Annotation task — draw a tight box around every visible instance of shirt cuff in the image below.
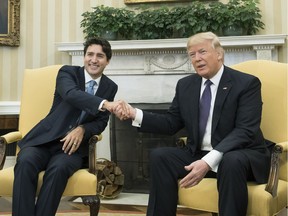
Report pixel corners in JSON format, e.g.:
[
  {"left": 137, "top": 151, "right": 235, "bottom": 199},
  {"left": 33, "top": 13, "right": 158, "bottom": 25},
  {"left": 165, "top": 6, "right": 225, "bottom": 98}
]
[
  {"left": 99, "top": 100, "right": 107, "bottom": 111},
  {"left": 132, "top": 108, "right": 143, "bottom": 127},
  {"left": 201, "top": 149, "right": 223, "bottom": 173}
]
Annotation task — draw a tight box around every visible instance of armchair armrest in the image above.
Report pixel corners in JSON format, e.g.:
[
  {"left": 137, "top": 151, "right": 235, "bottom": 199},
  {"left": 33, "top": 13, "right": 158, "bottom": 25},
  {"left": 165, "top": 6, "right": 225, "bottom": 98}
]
[
  {"left": 88, "top": 134, "right": 102, "bottom": 174},
  {"left": 2, "top": 131, "right": 23, "bottom": 144},
  {"left": 265, "top": 142, "right": 286, "bottom": 197},
  {"left": 0, "top": 131, "right": 23, "bottom": 170}
]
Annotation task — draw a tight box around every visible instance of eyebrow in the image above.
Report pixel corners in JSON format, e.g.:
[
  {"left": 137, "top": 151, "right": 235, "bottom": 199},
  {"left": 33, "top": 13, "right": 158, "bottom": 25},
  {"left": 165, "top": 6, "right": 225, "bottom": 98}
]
[{"left": 86, "top": 51, "right": 105, "bottom": 56}]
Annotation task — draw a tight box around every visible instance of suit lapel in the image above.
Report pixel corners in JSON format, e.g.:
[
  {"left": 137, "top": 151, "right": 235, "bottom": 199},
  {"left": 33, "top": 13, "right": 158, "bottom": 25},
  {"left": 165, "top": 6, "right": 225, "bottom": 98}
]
[
  {"left": 80, "top": 75, "right": 110, "bottom": 122},
  {"left": 78, "top": 67, "right": 86, "bottom": 91},
  {"left": 212, "top": 67, "right": 232, "bottom": 134},
  {"left": 96, "top": 75, "right": 109, "bottom": 97},
  {"left": 78, "top": 67, "right": 108, "bottom": 97},
  {"left": 189, "top": 75, "right": 202, "bottom": 145}
]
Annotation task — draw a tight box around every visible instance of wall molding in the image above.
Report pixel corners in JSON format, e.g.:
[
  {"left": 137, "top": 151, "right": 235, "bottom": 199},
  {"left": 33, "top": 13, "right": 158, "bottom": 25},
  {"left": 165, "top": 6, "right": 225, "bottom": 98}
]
[{"left": 0, "top": 101, "right": 20, "bottom": 115}]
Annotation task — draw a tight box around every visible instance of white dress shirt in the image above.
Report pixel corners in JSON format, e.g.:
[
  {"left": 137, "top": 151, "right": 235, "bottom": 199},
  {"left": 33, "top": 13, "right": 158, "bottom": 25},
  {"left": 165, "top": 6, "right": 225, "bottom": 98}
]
[
  {"left": 132, "top": 65, "right": 224, "bottom": 172},
  {"left": 83, "top": 69, "right": 104, "bottom": 110}
]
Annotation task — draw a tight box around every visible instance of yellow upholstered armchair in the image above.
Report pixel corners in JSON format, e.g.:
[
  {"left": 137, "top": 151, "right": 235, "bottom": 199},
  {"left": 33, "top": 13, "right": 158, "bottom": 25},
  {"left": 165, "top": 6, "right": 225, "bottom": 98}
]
[
  {"left": 0, "top": 65, "right": 103, "bottom": 216},
  {"left": 178, "top": 60, "right": 288, "bottom": 216}
]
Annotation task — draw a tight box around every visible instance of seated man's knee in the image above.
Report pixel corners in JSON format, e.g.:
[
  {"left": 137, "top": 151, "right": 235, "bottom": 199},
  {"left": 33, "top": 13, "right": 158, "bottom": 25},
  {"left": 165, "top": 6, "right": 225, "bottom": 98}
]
[
  {"left": 219, "top": 151, "right": 248, "bottom": 173},
  {"left": 16, "top": 148, "right": 40, "bottom": 167},
  {"left": 150, "top": 147, "right": 171, "bottom": 164}
]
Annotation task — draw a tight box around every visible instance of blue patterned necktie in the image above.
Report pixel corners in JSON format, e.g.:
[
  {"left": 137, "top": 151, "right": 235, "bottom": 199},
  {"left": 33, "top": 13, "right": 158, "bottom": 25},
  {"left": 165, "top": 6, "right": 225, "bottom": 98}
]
[
  {"left": 86, "top": 80, "right": 96, "bottom": 95},
  {"left": 199, "top": 80, "right": 213, "bottom": 143},
  {"left": 78, "top": 80, "right": 96, "bottom": 124}
]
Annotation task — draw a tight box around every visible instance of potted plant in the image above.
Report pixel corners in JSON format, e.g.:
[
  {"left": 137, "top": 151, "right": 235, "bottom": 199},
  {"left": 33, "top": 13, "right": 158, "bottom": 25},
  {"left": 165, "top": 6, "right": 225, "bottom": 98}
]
[
  {"left": 81, "top": 0, "right": 265, "bottom": 40},
  {"left": 171, "top": 1, "right": 214, "bottom": 37},
  {"left": 133, "top": 7, "right": 174, "bottom": 40},
  {"left": 213, "top": 0, "right": 265, "bottom": 36},
  {"left": 168, "top": 0, "right": 264, "bottom": 38},
  {"left": 170, "top": 1, "right": 211, "bottom": 38},
  {"left": 206, "top": 1, "right": 227, "bottom": 36},
  {"left": 80, "top": 5, "right": 135, "bottom": 40}
]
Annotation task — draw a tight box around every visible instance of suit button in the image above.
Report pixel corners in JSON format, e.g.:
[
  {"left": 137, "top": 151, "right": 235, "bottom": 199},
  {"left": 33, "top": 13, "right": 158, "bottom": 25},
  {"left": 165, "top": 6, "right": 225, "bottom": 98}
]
[{"left": 69, "top": 125, "right": 73, "bottom": 129}]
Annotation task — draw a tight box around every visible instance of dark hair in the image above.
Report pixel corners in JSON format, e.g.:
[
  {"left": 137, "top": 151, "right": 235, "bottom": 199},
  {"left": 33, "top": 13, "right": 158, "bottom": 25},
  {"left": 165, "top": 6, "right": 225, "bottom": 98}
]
[{"left": 83, "top": 38, "right": 112, "bottom": 60}]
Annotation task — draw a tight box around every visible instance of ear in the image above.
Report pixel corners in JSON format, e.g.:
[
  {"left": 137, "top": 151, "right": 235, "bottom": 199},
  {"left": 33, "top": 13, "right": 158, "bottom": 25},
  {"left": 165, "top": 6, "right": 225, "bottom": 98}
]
[
  {"left": 217, "top": 54, "right": 221, "bottom": 60},
  {"left": 217, "top": 51, "right": 223, "bottom": 61}
]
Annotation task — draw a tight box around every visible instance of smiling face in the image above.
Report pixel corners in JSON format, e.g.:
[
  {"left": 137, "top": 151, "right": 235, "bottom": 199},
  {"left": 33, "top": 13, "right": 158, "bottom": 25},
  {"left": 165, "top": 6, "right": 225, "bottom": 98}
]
[{"left": 84, "top": 44, "right": 110, "bottom": 79}]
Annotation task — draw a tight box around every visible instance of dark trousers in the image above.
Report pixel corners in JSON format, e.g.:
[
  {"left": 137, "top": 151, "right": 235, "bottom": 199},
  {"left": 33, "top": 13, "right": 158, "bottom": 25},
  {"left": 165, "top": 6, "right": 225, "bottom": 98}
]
[
  {"left": 12, "top": 141, "right": 83, "bottom": 216},
  {"left": 146, "top": 146, "right": 254, "bottom": 216}
]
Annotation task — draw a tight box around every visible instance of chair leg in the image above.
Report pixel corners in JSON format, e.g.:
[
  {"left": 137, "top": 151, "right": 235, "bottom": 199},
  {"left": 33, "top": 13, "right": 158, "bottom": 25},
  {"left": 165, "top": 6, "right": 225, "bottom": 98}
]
[{"left": 82, "top": 195, "right": 101, "bottom": 216}]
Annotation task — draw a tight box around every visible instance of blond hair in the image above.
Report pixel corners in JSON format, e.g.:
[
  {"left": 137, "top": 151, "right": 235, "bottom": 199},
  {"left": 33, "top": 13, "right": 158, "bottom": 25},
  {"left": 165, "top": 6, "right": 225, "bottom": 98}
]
[{"left": 187, "top": 32, "right": 224, "bottom": 61}]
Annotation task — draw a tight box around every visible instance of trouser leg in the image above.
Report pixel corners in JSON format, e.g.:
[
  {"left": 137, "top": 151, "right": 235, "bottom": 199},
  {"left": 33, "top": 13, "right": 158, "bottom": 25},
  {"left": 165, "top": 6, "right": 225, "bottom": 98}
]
[
  {"left": 12, "top": 146, "right": 50, "bottom": 216},
  {"left": 35, "top": 148, "right": 82, "bottom": 216},
  {"left": 146, "top": 146, "right": 200, "bottom": 216},
  {"left": 217, "top": 151, "right": 254, "bottom": 216}
]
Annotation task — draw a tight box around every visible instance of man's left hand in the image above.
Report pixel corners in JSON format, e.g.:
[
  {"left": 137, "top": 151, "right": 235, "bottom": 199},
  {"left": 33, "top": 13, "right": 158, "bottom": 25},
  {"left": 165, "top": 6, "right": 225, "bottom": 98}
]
[{"left": 60, "top": 126, "right": 85, "bottom": 155}]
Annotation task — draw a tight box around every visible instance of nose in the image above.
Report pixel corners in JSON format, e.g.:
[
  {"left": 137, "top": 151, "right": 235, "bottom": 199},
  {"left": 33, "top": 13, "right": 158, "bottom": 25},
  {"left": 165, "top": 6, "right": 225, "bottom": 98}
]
[
  {"left": 91, "top": 55, "right": 98, "bottom": 63},
  {"left": 195, "top": 52, "right": 202, "bottom": 61}
]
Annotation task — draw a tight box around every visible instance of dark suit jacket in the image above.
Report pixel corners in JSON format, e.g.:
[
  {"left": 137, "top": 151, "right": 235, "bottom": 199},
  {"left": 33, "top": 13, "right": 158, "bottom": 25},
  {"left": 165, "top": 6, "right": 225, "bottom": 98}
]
[
  {"left": 18, "top": 65, "right": 118, "bottom": 157},
  {"left": 139, "top": 65, "right": 271, "bottom": 183}
]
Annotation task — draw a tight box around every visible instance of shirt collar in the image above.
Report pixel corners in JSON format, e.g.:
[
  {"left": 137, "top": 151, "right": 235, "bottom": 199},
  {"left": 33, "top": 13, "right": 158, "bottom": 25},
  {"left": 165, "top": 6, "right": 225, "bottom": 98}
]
[
  {"left": 84, "top": 69, "right": 102, "bottom": 86},
  {"left": 201, "top": 65, "right": 224, "bottom": 88}
]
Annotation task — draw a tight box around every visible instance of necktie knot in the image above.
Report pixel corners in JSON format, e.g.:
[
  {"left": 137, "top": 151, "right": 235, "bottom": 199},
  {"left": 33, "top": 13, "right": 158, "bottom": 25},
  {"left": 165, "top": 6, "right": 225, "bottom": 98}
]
[
  {"left": 89, "top": 80, "right": 96, "bottom": 88},
  {"left": 205, "top": 79, "right": 212, "bottom": 87}
]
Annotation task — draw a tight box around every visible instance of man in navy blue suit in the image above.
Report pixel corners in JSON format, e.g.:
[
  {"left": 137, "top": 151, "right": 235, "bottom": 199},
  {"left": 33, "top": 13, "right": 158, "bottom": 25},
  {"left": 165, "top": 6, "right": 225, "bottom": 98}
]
[
  {"left": 114, "top": 32, "right": 271, "bottom": 216},
  {"left": 12, "top": 38, "right": 121, "bottom": 216}
]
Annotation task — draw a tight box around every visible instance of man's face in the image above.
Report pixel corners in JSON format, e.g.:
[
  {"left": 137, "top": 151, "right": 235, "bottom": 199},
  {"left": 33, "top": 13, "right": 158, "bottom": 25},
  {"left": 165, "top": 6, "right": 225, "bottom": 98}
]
[
  {"left": 84, "top": 44, "right": 110, "bottom": 79},
  {"left": 187, "top": 41, "right": 222, "bottom": 79}
]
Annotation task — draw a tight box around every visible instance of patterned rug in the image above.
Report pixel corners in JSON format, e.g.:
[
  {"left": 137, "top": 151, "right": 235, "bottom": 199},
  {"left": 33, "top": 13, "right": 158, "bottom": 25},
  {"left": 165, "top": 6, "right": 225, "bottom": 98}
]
[
  {"left": 0, "top": 197, "right": 211, "bottom": 216},
  {"left": 0, "top": 207, "right": 210, "bottom": 216},
  {"left": 56, "top": 213, "right": 144, "bottom": 216},
  {"left": 0, "top": 213, "right": 144, "bottom": 216},
  {"left": 1, "top": 214, "right": 144, "bottom": 216},
  {"left": 1, "top": 212, "right": 208, "bottom": 216}
]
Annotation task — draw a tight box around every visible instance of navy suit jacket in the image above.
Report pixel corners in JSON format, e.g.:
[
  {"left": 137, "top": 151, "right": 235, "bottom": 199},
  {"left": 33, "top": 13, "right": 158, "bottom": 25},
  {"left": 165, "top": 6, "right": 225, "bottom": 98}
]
[
  {"left": 139, "top": 65, "right": 271, "bottom": 183},
  {"left": 18, "top": 65, "right": 118, "bottom": 157}
]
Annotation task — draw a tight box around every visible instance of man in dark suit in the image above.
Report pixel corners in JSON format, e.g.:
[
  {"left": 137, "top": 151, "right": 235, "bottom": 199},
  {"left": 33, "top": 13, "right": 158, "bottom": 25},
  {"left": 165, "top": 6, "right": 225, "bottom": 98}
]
[
  {"left": 114, "top": 32, "right": 271, "bottom": 216},
  {"left": 12, "top": 38, "right": 120, "bottom": 216}
]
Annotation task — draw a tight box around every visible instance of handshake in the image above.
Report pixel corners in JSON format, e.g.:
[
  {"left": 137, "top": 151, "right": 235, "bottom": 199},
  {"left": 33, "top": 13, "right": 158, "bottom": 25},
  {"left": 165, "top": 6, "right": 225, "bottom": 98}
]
[{"left": 103, "top": 100, "right": 136, "bottom": 120}]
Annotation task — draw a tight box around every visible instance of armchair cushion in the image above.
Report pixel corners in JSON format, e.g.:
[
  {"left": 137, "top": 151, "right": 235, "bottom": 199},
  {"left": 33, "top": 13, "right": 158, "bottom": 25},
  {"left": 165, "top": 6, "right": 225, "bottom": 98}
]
[{"left": 179, "top": 177, "right": 287, "bottom": 215}]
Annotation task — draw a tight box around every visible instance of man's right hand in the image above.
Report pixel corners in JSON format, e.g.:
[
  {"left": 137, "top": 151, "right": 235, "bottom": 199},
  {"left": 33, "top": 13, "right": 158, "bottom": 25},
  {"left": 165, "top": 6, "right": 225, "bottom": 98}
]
[
  {"left": 103, "top": 100, "right": 136, "bottom": 120},
  {"left": 179, "top": 159, "right": 211, "bottom": 188}
]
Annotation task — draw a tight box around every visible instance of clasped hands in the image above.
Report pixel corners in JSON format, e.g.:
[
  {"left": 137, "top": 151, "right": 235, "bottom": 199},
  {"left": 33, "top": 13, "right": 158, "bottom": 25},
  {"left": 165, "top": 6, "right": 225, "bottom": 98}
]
[{"left": 103, "top": 100, "right": 136, "bottom": 120}]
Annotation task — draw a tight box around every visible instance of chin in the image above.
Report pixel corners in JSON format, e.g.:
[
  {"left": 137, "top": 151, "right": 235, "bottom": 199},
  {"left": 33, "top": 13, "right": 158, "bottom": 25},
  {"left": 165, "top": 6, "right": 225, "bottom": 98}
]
[{"left": 196, "top": 70, "right": 207, "bottom": 76}]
